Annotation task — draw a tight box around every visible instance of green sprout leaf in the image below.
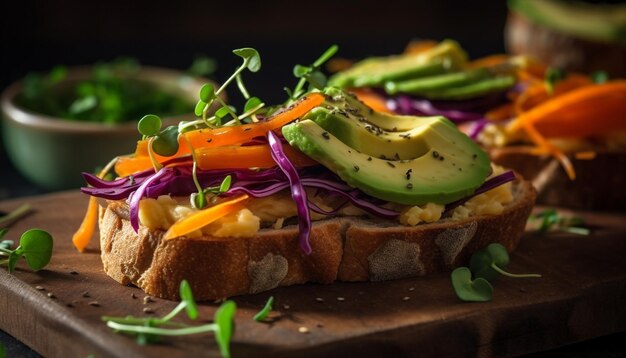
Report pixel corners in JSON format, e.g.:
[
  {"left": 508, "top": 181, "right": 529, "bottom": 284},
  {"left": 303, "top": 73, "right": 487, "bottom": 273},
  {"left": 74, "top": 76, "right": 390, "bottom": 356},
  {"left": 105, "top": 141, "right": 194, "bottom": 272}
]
[
  {"left": 233, "top": 48, "right": 261, "bottom": 72},
  {"left": 69, "top": 95, "right": 98, "bottom": 115},
  {"left": 199, "top": 83, "right": 216, "bottom": 102},
  {"left": 253, "top": 296, "right": 274, "bottom": 322},
  {"left": 545, "top": 67, "right": 566, "bottom": 95},
  {"left": 179, "top": 280, "right": 199, "bottom": 320},
  {"left": 219, "top": 175, "right": 232, "bottom": 193},
  {"left": 19, "top": 229, "right": 54, "bottom": 271},
  {"left": 591, "top": 70, "right": 608, "bottom": 84},
  {"left": 0, "top": 203, "right": 33, "bottom": 229},
  {"left": 470, "top": 243, "right": 541, "bottom": 281},
  {"left": 313, "top": 44, "right": 339, "bottom": 67},
  {"left": 138, "top": 114, "right": 162, "bottom": 137},
  {"left": 195, "top": 100, "right": 207, "bottom": 117},
  {"left": 214, "top": 300, "right": 236, "bottom": 358},
  {"left": 188, "top": 56, "right": 217, "bottom": 77},
  {"left": 215, "top": 106, "right": 232, "bottom": 120},
  {"left": 451, "top": 267, "right": 493, "bottom": 302},
  {"left": 530, "top": 209, "right": 589, "bottom": 235},
  {"left": 152, "top": 126, "right": 180, "bottom": 157},
  {"left": 192, "top": 192, "right": 207, "bottom": 210},
  {"left": 243, "top": 97, "right": 262, "bottom": 113},
  {"left": 0, "top": 229, "right": 8, "bottom": 241},
  {"left": 293, "top": 64, "right": 311, "bottom": 78}
]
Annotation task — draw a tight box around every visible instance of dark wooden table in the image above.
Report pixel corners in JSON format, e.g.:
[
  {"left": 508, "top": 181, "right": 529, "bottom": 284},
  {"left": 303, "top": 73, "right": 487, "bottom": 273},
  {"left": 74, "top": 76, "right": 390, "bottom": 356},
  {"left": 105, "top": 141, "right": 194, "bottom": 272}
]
[{"left": 0, "top": 184, "right": 625, "bottom": 357}]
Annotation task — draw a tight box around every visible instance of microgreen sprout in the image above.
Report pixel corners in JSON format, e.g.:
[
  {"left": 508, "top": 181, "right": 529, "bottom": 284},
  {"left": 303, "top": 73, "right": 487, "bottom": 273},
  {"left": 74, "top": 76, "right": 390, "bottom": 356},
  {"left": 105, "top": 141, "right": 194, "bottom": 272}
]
[
  {"left": 591, "top": 70, "right": 609, "bottom": 84},
  {"left": 452, "top": 243, "right": 541, "bottom": 302},
  {"left": 469, "top": 243, "right": 542, "bottom": 282},
  {"left": 138, "top": 114, "right": 180, "bottom": 171},
  {"left": 103, "top": 280, "right": 236, "bottom": 358},
  {"left": 529, "top": 209, "right": 590, "bottom": 235},
  {"left": 545, "top": 67, "right": 566, "bottom": 95},
  {"left": 0, "top": 203, "right": 32, "bottom": 229},
  {"left": 286, "top": 45, "right": 339, "bottom": 101},
  {"left": 253, "top": 296, "right": 274, "bottom": 322},
  {"left": 0, "top": 228, "right": 53, "bottom": 273},
  {"left": 451, "top": 267, "right": 493, "bottom": 302}
]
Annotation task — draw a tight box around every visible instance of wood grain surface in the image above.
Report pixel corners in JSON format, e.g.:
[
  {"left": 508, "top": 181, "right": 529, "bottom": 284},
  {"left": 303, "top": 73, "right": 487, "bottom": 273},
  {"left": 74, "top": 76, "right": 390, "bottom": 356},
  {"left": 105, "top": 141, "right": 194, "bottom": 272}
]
[{"left": 0, "top": 191, "right": 625, "bottom": 358}]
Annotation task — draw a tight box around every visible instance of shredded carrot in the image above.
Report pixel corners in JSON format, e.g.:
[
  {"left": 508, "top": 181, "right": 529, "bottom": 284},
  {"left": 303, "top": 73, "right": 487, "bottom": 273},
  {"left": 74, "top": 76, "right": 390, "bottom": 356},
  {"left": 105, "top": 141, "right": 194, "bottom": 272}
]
[
  {"left": 523, "top": 122, "right": 576, "bottom": 180},
  {"left": 72, "top": 196, "right": 99, "bottom": 253},
  {"left": 132, "top": 93, "right": 325, "bottom": 162},
  {"left": 403, "top": 40, "right": 438, "bottom": 55},
  {"left": 467, "top": 54, "right": 509, "bottom": 69},
  {"left": 508, "top": 81, "right": 626, "bottom": 137},
  {"left": 72, "top": 161, "right": 119, "bottom": 252},
  {"left": 575, "top": 151, "right": 597, "bottom": 160},
  {"left": 349, "top": 88, "right": 393, "bottom": 114},
  {"left": 163, "top": 194, "right": 249, "bottom": 240},
  {"left": 115, "top": 144, "right": 318, "bottom": 177},
  {"left": 485, "top": 103, "right": 514, "bottom": 121},
  {"left": 513, "top": 74, "right": 593, "bottom": 115}
]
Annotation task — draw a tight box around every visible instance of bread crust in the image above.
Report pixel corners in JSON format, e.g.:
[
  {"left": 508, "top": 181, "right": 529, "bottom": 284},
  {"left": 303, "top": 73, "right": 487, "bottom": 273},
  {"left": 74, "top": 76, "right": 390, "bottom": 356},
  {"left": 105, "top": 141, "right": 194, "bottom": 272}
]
[
  {"left": 491, "top": 148, "right": 626, "bottom": 211},
  {"left": 99, "top": 179, "right": 536, "bottom": 300}
]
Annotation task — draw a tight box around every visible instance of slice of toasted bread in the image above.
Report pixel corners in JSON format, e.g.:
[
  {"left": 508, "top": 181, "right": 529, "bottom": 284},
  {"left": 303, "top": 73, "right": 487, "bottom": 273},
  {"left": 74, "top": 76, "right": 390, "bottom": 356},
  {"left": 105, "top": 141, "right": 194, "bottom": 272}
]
[
  {"left": 491, "top": 148, "right": 626, "bottom": 211},
  {"left": 98, "top": 178, "right": 536, "bottom": 301}
]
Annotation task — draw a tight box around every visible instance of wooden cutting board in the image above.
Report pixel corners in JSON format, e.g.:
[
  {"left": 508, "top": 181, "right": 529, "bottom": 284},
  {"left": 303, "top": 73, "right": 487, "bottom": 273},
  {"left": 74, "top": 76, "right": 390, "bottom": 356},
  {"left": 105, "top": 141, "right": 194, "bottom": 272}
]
[{"left": 0, "top": 191, "right": 625, "bottom": 358}]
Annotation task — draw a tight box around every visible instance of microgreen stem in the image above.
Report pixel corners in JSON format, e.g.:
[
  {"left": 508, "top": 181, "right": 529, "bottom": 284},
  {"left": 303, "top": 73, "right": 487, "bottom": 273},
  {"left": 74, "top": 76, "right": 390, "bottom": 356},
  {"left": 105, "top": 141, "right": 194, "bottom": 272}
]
[
  {"left": 235, "top": 74, "right": 250, "bottom": 100},
  {"left": 561, "top": 227, "right": 590, "bottom": 235},
  {"left": 0, "top": 204, "right": 32, "bottom": 229},
  {"left": 215, "top": 97, "right": 240, "bottom": 123},
  {"left": 183, "top": 137, "right": 204, "bottom": 198},
  {"left": 147, "top": 137, "right": 163, "bottom": 173},
  {"left": 161, "top": 302, "right": 187, "bottom": 323},
  {"left": 0, "top": 247, "right": 12, "bottom": 254},
  {"left": 222, "top": 102, "right": 265, "bottom": 127},
  {"left": 216, "top": 65, "right": 247, "bottom": 96},
  {"left": 490, "top": 263, "right": 542, "bottom": 278},
  {"left": 107, "top": 321, "right": 218, "bottom": 336}
]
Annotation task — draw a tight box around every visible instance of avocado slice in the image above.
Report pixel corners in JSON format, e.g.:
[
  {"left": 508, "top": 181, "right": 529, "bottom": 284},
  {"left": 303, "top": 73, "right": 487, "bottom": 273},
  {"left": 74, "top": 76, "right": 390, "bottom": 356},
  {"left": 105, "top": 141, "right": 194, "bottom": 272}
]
[
  {"left": 384, "top": 68, "right": 491, "bottom": 95},
  {"left": 328, "top": 39, "right": 468, "bottom": 88},
  {"left": 283, "top": 89, "right": 491, "bottom": 205},
  {"left": 509, "top": 0, "right": 626, "bottom": 43}
]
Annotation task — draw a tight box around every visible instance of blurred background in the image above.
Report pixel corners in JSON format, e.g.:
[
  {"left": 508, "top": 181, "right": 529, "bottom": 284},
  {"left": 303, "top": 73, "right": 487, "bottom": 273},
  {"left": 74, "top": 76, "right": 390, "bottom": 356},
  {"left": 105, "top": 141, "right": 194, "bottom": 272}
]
[{"left": 0, "top": 0, "right": 512, "bottom": 198}]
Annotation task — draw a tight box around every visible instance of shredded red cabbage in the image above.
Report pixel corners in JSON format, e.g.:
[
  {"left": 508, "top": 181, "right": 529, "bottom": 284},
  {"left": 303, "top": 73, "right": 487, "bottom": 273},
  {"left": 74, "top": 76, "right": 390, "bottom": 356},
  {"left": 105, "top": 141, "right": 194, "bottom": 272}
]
[
  {"left": 267, "top": 131, "right": 312, "bottom": 255},
  {"left": 128, "top": 168, "right": 171, "bottom": 232}
]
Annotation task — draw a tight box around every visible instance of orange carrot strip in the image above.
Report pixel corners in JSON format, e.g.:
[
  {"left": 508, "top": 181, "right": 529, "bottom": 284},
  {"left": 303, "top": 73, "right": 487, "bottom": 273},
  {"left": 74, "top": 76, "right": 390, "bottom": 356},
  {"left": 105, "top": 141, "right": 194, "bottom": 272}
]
[
  {"left": 575, "top": 151, "right": 597, "bottom": 160},
  {"left": 467, "top": 54, "right": 509, "bottom": 69},
  {"left": 403, "top": 40, "right": 438, "bottom": 55},
  {"left": 349, "top": 88, "right": 393, "bottom": 114},
  {"left": 163, "top": 194, "right": 249, "bottom": 240},
  {"left": 116, "top": 144, "right": 318, "bottom": 177},
  {"left": 523, "top": 122, "right": 576, "bottom": 180},
  {"left": 72, "top": 162, "right": 118, "bottom": 252},
  {"left": 507, "top": 81, "right": 626, "bottom": 137},
  {"left": 485, "top": 103, "right": 514, "bottom": 121},
  {"left": 72, "top": 196, "right": 99, "bottom": 253},
  {"left": 133, "top": 93, "right": 325, "bottom": 160}
]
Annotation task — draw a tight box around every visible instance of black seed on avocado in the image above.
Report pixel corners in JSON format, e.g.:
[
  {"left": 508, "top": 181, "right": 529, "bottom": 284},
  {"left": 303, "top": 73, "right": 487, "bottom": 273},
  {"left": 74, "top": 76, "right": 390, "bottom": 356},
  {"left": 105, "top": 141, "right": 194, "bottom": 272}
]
[
  {"left": 406, "top": 183, "right": 413, "bottom": 189},
  {"left": 472, "top": 154, "right": 478, "bottom": 160},
  {"left": 380, "top": 154, "right": 387, "bottom": 160},
  {"left": 439, "top": 156, "right": 445, "bottom": 161},
  {"left": 433, "top": 151, "right": 440, "bottom": 159},
  {"left": 387, "top": 162, "right": 396, "bottom": 168},
  {"left": 348, "top": 150, "right": 352, "bottom": 153},
  {"left": 394, "top": 153, "right": 400, "bottom": 160},
  {"left": 354, "top": 165, "right": 360, "bottom": 172},
  {"left": 367, "top": 157, "right": 372, "bottom": 161},
  {"left": 405, "top": 169, "right": 412, "bottom": 180},
  {"left": 459, "top": 168, "right": 462, "bottom": 171},
  {"left": 322, "top": 132, "right": 330, "bottom": 140}
]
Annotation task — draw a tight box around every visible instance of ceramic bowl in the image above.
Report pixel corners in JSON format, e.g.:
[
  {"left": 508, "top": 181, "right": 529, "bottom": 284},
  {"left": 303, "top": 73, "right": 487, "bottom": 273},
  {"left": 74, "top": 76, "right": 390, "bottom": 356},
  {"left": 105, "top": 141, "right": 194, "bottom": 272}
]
[{"left": 1, "top": 66, "right": 213, "bottom": 190}]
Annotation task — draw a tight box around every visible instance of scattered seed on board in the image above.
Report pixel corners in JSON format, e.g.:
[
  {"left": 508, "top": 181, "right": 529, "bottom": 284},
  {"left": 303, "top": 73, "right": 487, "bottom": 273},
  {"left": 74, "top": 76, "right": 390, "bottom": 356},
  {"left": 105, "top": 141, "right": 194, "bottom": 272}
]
[
  {"left": 69, "top": 271, "right": 78, "bottom": 275},
  {"left": 131, "top": 293, "right": 137, "bottom": 299},
  {"left": 403, "top": 297, "right": 411, "bottom": 301},
  {"left": 336, "top": 297, "right": 345, "bottom": 302},
  {"left": 35, "top": 286, "right": 45, "bottom": 291},
  {"left": 408, "top": 287, "right": 415, "bottom": 292},
  {"left": 82, "top": 291, "right": 90, "bottom": 298},
  {"left": 315, "top": 297, "right": 324, "bottom": 303},
  {"left": 47, "top": 293, "right": 56, "bottom": 299},
  {"left": 316, "top": 323, "right": 324, "bottom": 328},
  {"left": 88, "top": 301, "right": 100, "bottom": 307},
  {"left": 143, "top": 296, "right": 154, "bottom": 304},
  {"left": 143, "top": 307, "right": 155, "bottom": 314},
  {"left": 283, "top": 304, "right": 290, "bottom": 310},
  {"left": 298, "top": 326, "right": 309, "bottom": 334},
  {"left": 66, "top": 303, "right": 74, "bottom": 308}
]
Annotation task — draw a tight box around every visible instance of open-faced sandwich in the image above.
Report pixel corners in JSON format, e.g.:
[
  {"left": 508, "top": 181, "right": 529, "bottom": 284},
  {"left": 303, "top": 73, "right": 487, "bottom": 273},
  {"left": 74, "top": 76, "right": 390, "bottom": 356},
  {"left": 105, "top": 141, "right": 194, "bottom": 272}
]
[
  {"left": 330, "top": 40, "right": 626, "bottom": 211},
  {"left": 74, "top": 48, "right": 536, "bottom": 301}
]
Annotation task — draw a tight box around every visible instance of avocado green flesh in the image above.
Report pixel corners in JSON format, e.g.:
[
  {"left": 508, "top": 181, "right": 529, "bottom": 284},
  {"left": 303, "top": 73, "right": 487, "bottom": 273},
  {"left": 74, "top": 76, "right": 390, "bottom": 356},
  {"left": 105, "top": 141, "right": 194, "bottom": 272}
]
[
  {"left": 385, "top": 68, "right": 491, "bottom": 95},
  {"left": 508, "top": 0, "right": 626, "bottom": 43},
  {"left": 283, "top": 120, "right": 490, "bottom": 205},
  {"left": 328, "top": 39, "right": 468, "bottom": 88}
]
